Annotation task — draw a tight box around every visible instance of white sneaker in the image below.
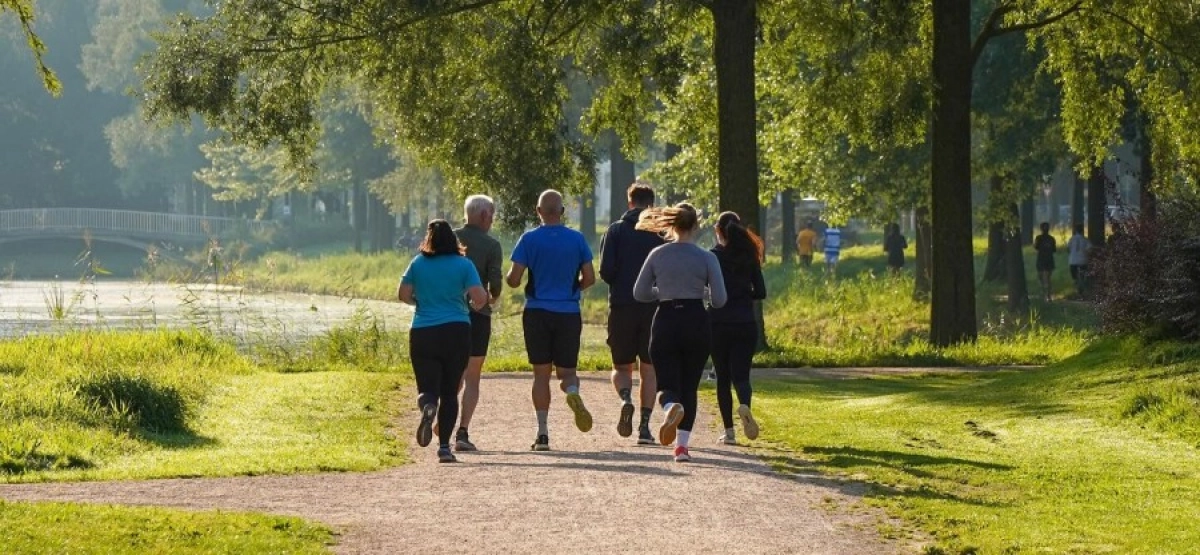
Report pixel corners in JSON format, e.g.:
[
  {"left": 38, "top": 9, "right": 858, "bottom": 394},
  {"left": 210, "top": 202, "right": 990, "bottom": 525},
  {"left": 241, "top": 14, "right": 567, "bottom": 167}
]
[
  {"left": 718, "top": 433, "right": 737, "bottom": 446},
  {"left": 738, "top": 404, "right": 759, "bottom": 440},
  {"left": 658, "top": 403, "right": 684, "bottom": 446}
]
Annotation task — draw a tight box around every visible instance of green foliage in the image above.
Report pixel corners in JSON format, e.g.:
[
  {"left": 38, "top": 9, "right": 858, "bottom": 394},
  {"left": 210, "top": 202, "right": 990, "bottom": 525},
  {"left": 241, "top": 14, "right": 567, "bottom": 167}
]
[
  {"left": 747, "top": 336, "right": 1200, "bottom": 553},
  {"left": 0, "top": 501, "right": 332, "bottom": 554},
  {"left": 0, "top": 0, "right": 60, "bottom": 94}
]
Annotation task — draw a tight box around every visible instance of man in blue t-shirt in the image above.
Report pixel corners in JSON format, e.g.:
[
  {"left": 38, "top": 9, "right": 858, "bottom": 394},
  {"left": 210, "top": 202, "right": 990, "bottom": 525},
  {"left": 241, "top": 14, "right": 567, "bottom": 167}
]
[{"left": 506, "top": 189, "right": 596, "bottom": 451}]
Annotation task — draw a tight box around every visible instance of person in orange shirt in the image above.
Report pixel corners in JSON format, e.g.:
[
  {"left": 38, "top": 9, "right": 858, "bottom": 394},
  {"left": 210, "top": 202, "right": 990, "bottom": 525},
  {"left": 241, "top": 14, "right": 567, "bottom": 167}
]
[{"left": 796, "top": 221, "right": 818, "bottom": 267}]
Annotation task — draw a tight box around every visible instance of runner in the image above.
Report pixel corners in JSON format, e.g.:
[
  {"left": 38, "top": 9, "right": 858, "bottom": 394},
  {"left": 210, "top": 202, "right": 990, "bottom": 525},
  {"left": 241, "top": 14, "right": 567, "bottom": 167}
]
[
  {"left": 506, "top": 190, "right": 596, "bottom": 451},
  {"left": 633, "top": 203, "right": 727, "bottom": 462},
  {"left": 397, "top": 220, "right": 490, "bottom": 463},
  {"left": 599, "top": 182, "right": 665, "bottom": 444},
  {"left": 710, "top": 211, "right": 766, "bottom": 445},
  {"left": 452, "top": 195, "right": 504, "bottom": 451}
]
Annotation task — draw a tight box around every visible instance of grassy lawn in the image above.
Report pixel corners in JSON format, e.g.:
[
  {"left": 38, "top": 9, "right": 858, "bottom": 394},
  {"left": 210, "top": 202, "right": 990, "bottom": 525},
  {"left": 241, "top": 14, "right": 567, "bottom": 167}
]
[
  {"left": 0, "top": 501, "right": 332, "bottom": 554},
  {"left": 738, "top": 338, "right": 1200, "bottom": 553},
  {"left": 0, "top": 330, "right": 407, "bottom": 483}
]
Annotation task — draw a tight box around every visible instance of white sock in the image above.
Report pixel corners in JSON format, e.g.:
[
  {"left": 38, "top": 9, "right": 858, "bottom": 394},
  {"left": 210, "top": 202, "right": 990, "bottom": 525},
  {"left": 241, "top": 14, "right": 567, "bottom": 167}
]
[
  {"left": 678, "top": 430, "right": 691, "bottom": 447},
  {"left": 565, "top": 385, "right": 579, "bottom": 395},
  {"left": 536, "top": 410, "right": 549, "bottom": 436}
]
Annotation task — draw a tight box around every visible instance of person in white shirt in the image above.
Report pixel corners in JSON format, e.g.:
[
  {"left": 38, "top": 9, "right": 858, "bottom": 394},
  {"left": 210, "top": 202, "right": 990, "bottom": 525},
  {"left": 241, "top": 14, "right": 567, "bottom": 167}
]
[{"left": 1066, "top": 224, "right": 1089, "bottom": 296}]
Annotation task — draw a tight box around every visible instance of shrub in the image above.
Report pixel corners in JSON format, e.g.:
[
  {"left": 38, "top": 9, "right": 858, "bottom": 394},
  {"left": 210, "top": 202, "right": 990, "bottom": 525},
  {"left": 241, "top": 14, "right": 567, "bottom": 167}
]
[{"left": 1092, "top": 191, "right": 1200, "bottom": 339}]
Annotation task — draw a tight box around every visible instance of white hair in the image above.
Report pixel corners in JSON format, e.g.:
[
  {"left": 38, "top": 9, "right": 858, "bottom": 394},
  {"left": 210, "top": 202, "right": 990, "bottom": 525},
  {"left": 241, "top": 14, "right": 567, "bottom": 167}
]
[{"left": 464, "top": 194, "right": 495, "bottom": 221}]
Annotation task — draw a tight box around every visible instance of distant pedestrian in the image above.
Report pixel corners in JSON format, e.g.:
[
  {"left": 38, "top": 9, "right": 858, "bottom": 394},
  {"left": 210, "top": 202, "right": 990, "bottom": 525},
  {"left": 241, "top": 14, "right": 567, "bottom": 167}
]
[
  {"left": 710, "top": 211, "right": 765, "bottom": 446},
  {"left": 451, "top": 195, "right": 504, "bottom": 451},
  {"left": 599, "top": 182, "right": 665, "bottom": 445},
  {"left": 796, "top": 221, "right": 818, "bottom": 267},
  {"left": 1034, "top": 222, "right": 1057, "bottom": 302},
  {"left": 397, "top": 220, "right": 490, "bottom": 463},
  {"left": 506, "top": 190, "right": 596, "bottom": 451},
  {"left": 634, "top": 203, "right": 727, "bottom": 462},
  {"left": 884, "top": 223, "right": 908, "bottom": 277},
  {"left": 1066, "top": 223, "right": 1088, "bottom": 297},
  {"left": 823, "top": 225, "right": 843, "bottom": 274}
]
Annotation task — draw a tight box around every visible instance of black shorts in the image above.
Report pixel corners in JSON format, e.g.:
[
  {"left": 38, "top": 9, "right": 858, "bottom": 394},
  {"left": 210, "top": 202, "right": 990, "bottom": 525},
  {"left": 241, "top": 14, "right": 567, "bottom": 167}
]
[
  {"left": 522, "top": 309, "right": 582, "bottom": 368},
  {"left": 469, "top": 311, "right": 491, "bottom": 357},
  {"left": 607, "top": 303, "right": 656, "bottom": 365},
  {"left": 1037, "top": 258, "right": 1055, "bottom": 272}
]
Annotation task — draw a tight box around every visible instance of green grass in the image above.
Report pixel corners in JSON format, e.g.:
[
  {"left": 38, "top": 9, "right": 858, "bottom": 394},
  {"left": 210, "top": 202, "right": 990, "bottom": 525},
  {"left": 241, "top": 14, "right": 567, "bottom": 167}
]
[
  {"left": 740, "top": 337, "right": 1200, "bottom": 553},
  {"left": 0, "top": 501, "right": 331, "bottom": 553},
  {"left": 221, "top": 235, "right": 1096, "bottom": 368},
  {"left": 0, "top": 330, "right": 407, "bottom": 483}
]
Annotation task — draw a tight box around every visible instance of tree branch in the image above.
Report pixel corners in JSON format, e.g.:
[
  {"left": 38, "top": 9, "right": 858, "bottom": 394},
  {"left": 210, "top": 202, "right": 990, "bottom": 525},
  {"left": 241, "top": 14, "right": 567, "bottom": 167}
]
[
  {"left": 971, "top": 2, "right": 1083, "bottom": 68},
  {"left": 1093, "top": 6, "right": 1200, "bottom": 69}
]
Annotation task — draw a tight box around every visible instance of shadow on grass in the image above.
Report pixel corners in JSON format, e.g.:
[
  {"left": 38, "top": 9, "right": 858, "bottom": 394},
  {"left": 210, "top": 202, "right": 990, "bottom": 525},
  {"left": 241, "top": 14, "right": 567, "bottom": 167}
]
[{"left": 137, "top": 430, "right": 218, "bottom": 450}]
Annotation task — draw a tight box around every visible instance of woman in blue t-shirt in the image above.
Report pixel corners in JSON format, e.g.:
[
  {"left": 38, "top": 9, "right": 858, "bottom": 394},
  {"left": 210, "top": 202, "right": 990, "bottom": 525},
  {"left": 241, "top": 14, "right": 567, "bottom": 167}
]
[{"left": 398, "top": 220, "right": 489, "bottom": 463}]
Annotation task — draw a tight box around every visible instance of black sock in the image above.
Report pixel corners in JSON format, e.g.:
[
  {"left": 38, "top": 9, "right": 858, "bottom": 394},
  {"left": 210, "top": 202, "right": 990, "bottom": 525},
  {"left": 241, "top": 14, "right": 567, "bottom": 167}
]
[
  {"left": 619, "top": 388, "right": 632, "bottom": 403},
  {"left": 639, "top": 407, "right": 653, "bottom": 429},
  {"left": 457, "top": 427, "right": 468, "bottom": 436}
]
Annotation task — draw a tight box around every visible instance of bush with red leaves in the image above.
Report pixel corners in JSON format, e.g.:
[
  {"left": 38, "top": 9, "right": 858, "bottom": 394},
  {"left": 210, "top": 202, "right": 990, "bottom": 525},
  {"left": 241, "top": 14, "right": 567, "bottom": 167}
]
[{"left": 1091, "top": 192, "right": 1200, "bottom": 340}]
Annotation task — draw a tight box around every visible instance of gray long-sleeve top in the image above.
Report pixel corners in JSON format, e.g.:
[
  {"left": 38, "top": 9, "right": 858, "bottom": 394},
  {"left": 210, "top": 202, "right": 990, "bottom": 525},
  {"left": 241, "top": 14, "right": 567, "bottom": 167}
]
[{"left": 632, "top": 242, "right": 728, "bottom": 308}]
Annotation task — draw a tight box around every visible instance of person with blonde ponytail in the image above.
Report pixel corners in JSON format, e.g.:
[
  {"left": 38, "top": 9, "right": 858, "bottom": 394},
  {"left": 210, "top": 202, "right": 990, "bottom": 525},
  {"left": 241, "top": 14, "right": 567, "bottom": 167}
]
[
  {"left": 632, "top": 203, "right": 727, "bottom": 462},
  {"left": 710, "top": 211, "right": 767, "bottom": 445}
]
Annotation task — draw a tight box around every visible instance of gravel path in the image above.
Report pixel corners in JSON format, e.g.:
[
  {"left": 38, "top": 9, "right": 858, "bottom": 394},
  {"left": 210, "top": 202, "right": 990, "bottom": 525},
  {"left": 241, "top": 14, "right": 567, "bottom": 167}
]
[{"left": 0, "top": 372, "right": 901, "bottom": 554}]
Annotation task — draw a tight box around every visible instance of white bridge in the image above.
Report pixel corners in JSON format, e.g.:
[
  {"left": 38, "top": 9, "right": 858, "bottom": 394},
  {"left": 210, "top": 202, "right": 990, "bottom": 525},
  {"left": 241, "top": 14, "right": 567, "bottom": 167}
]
[{"left": 0, "top": 208, "right": 278, "bottom": 250}]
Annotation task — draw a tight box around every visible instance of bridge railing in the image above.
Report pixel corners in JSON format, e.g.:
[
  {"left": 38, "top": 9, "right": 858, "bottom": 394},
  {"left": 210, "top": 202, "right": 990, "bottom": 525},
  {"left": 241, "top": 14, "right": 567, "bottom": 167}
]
[{"left": 0, "top": 208, "right": 277, "bottom": 239}]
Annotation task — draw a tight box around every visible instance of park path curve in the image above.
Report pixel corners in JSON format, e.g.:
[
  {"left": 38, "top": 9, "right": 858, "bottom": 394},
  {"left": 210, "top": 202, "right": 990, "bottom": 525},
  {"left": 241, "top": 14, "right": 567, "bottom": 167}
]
[{"left": 1, "top": 372, "right": 901, "bottom": 554}]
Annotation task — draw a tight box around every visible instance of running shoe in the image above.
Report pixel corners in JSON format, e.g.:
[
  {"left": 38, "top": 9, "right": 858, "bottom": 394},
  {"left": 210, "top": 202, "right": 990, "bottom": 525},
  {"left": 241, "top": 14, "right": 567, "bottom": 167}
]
[
  {"left": 530, "top": 434, "right": 550, "bottom": 451},
  {"left": 437, "top": 447, "right": 457, "bottom": 463},
  {"left": 454, "top": 429, "right": 477, "bottom": 452},
  {"left": 738, "top": 404, "right": 760, "bottom": 440},
  {"left": 658, "top": 403, "right": 684, "bottom": 446},
  {"left": 718, "top": 432, "right": 737, "bottom": 445},
  {"left": 637, "top": 427, "right": 656, "bottom": 445},
  {"left": 617, "top": 400, "right": 635, "bottom": 437},
  {"left": 566, "top": 392, "right": 593, "bottom": 433},
  {"left": 416, "top": 403, "right": 437, "bottom": 448},
  {"left": 673, "top": 445, "right": 691, "bottom": 462}
]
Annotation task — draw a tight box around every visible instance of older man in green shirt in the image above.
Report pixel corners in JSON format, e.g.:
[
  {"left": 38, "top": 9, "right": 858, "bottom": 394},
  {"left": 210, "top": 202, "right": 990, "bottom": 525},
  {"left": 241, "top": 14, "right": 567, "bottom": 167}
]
[{"left": 451, "top": 194, "right": 504, "bottom": 451}]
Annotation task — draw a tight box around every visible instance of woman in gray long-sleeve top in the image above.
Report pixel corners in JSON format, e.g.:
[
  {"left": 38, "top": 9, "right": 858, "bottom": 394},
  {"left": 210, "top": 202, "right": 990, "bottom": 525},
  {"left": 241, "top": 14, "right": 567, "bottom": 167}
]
[{"left": 633, "top": 203, "right": 727, "bottom": 463}]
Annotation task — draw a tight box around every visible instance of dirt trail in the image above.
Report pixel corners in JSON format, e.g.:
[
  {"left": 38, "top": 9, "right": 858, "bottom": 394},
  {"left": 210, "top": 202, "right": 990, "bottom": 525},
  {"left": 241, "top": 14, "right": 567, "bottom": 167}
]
[{"left": 1, "top": 372, "right": 900, "bottom": 554}]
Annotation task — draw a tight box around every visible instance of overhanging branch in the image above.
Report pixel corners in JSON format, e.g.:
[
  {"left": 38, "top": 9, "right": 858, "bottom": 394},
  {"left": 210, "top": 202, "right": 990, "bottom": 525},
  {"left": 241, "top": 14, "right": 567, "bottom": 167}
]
[{"left": 971, "top": 2, "right": 1083, "bottom": 68}]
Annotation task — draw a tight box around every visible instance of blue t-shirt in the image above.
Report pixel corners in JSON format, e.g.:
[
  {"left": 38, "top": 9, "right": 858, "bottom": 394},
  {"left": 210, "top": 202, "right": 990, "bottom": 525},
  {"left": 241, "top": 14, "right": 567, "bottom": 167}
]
[
  {"left": 400, "top": 254, "right": 482, "bottom": 329},
  {"left": 511, "top": 224, "right": 593, "bottom": 313},
  {"left": 824, "top": 228, "right": 842, "bottom": 255}
]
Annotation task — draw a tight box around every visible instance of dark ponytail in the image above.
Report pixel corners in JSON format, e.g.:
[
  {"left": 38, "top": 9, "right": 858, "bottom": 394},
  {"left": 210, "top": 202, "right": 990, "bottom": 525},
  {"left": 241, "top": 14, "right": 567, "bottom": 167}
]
[{"left": 716, "top": 211, "right": 763, "bottom": 272}]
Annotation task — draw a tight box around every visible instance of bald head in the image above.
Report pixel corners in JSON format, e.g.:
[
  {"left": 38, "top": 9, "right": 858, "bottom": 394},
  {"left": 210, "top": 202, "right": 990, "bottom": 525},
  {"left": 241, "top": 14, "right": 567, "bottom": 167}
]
[{"left": 536, "top": 189, "right": 564, "bottom": 224}]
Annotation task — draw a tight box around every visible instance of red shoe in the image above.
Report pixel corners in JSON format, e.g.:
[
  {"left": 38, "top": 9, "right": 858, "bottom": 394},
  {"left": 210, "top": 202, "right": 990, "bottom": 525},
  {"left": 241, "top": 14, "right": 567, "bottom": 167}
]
[{"left": 673, "top": 445, "right": 691, "bottom": 462}]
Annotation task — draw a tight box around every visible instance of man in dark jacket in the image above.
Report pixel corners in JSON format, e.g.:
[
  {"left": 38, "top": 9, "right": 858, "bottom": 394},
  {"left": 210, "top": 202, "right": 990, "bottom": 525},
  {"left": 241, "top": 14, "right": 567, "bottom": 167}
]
[{"left": 599, "top": 182, "right": 665, "bottom": 444}]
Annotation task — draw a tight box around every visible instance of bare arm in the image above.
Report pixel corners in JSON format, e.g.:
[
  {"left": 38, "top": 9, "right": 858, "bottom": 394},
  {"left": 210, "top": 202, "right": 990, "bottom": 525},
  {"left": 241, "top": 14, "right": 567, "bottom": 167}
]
[
  {"left": 467, "top": 284, "right": 489, "bottom": 310},
  {"left": 578, "top": 262, "right": 596, "bottom": 291},
  {"left": 506, "top": 262, "right": 526, "bottom": 288},
  {"left": 397, "top": 283, "right": 415, "bottom": 305},
  {"left": 487, "top": 240, "right": 504, "bottom": 300}
]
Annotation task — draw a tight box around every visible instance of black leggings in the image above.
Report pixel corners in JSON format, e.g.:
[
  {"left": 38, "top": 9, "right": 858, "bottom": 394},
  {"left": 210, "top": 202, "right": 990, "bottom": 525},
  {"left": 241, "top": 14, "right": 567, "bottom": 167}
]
[
  {"left": 711, "top": 321, "right": 757, "bottom": 429},
  {"left": 650, "top": 300, "right": 711, "bottom": 432},
  {"left": 410, "top": 322, "right": 471, "bottom": 446}
]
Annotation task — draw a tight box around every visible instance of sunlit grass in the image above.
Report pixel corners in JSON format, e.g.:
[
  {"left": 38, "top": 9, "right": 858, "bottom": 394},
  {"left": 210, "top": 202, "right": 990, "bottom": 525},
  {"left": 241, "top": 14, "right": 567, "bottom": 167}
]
[{"left": 740, "top": 337, "right": 1200, "bottom": 553}]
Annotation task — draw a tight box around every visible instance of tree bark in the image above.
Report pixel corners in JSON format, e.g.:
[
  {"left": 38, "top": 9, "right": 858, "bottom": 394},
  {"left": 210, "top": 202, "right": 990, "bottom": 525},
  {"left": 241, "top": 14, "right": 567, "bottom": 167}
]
[
  {"left": 983, "top": 175, "right": 1005, "bottom": 282},
  {"left": 929, "top": 0, "right": 977, "bottom": 345},
  {"left": 610, "top": 134, "right": 635, "bottom": 223},
  {"left": 711, "top": 0, "right": 760, "bottom": 232},
  {"left": 913, "top": 205, "right": 932, "bottom": 300},
  {"left": 1020, "top": 197, "right": 1035, "bottom": 245},
  {"left": 580, "top": 191, "right": 596, "bottom": 245},
  {"left": 1005, "top": 201, "right": 1029, "bottom": 312},
  {"left": 1087, "top": 165, "right": 1107, "bottom": 248},
  {"left": 352, "top": 181, "right": 365, "bottom": 253},
  {"left": 780, "top": 189, "right": 796, "bottom": 264},
  {"left": 1072, "top": 175, "right": 1085, "bottom": 228}
]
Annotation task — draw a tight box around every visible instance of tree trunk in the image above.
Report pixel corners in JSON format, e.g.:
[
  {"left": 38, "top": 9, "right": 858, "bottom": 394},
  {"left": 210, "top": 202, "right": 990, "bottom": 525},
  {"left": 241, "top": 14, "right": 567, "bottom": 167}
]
[
  {"left": 983, "top": 175, "right": 1005, "bottom": 282},
  {"left": 1139, "top": 132, "right": 1157, "bottom": 221},
  {"left": 663, "top": 143, "right": 683, "bottom": 205},
  {"left": 913, "top": 205, "right": 932, "bottom": 300},
  {"left": 711, "top": 0, "right": 760, "bottom": 231},
  {"left": 1072, "top": 175, "right": 1085, "bottom": 228},
  {"left": 610, "top": 135, "right": 635, "bottom": 223},
  {"left": 1020, "top": 197, "right": 1034, "bottom": 246},
  {"left": 929, "top": 0, "right": 977, "bottom": 345},
  {"left": 780, "top": 189, "right": 796, "bottom": 264},
  {"left": 1005, "top": 201, "right": 1029, "bottom": 312},
  {"left": 1087, "top": 165, "right": 1106, "bottom": 248},
  {"left": 580, "top": 191, "right": 596, "bottom": 245},
  {"left": 352, "top": 181, "right": 365, "bottom": 253},
  {"left": 983, "top": 221, "right": 1006, "bottom": 282},
  {"left": 368, "top": 194, "right": 382, "bottom": 253}
]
